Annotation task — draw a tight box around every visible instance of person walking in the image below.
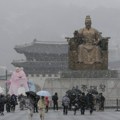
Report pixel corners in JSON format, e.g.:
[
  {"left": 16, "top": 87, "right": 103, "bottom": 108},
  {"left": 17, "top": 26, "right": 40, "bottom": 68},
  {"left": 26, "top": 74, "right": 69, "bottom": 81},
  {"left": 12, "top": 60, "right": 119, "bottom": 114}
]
[
  {"left": 87, "top": 93, "right": 94, "bottom": 115},
  {"left": 52, "top": 92, "right": 58, "bottom": 111},
  {"left": 80, "top": 92, "right": 86, "bottom": 115},
  {"left": 38, "top": 96, "right": 46, "bottom": 120},
  {"left": 10, "top": 94, "right": 17, "bottom": 112},
  {"left": 6, "top": 94, "right": 11, "bottom": 112},
  {"left": 25, "top": 95, "right": 34, "bottom": 120},
  {"left": 18, "top": 94, "right": 26, "bottom": 110},
  {"left": 95, "top": 93, "right": 101, "bottom": 111},
  {"left": 0, "top": 94, "right": 5, "bottom": 115},
  {"left": 33, "top": 95, "right": 39, "bottom": 113},
  {"left": 45, "top": 96, "right": 49, "bottom": 113},
  {"left": 99, "top": 93, "right": 105, "bottom": 111},
  {"left": 62, "top": 93, "right": 70, "bottom": 115}
]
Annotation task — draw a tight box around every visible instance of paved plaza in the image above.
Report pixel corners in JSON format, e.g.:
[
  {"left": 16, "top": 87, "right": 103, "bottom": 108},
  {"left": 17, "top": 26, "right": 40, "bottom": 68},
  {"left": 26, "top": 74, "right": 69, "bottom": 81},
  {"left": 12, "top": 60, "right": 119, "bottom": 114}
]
[{"left": 1, "top": 108, "right": 120, "bottom": 120}]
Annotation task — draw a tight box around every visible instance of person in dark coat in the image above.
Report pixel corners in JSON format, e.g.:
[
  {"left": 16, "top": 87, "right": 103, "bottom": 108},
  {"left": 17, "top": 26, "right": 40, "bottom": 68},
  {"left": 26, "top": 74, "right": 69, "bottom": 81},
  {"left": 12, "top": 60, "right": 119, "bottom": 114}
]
[
  {"left": 52, "top": 92, "right": 58, "bottom": 111},
  {"left": 87, "top": 93, "right": 94, "bottom": 115},
  {"left": 33, "top": 95, "right": 39, "bottom": 113},
  {"left": 10, "top": 94, "right": 17, "bottom": 112},
  {"left": 0, "top": 94, "right": 5, "bottom": 115},
  {"left": 6, "top": 94, "right": 11, "bottom": 112},
  {"left": 99, "top": 93, "right": 105, "bottom": 111},
  {"left": 25, "top": 95, "right": 34, "bottom": 120},
  {"left": 18, "top": 94, "right": 26, "bottom": 110},
  {"left": 80, "top": 92, "right": 86, "bottom": 115}
]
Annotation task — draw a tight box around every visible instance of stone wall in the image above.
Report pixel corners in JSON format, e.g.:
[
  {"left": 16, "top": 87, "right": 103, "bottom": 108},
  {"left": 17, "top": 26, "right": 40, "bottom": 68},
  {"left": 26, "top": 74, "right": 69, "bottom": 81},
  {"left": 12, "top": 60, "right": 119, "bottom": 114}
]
[
  {"left": 27, "top": 73, "right": 60, "bottom": 91},
  {"left": 1, "top": 71, "right": 120, "bottom": 101},
  {"left": 43, "top": 77, "right": 120, "bottom": 100},
  {"left": 27, "top": 71, "right": 120, "bottom": 101}
]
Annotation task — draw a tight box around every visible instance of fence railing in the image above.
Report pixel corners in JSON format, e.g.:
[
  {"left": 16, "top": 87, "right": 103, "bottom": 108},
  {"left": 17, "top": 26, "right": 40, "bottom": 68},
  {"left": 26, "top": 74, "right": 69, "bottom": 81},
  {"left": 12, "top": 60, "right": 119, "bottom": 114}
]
[
  {"left": 48, "top": 99, "right": 120, "bottom": 110},
  {"left": 104, "top": 99, "right": 120, "bottom": 110}
]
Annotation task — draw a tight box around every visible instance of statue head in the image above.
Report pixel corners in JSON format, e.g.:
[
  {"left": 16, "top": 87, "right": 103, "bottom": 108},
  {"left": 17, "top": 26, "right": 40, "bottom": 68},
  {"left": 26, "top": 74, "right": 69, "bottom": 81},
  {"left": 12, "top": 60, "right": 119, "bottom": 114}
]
[{"left": 85, "top": 15, "right": 92, "bottom": 29}]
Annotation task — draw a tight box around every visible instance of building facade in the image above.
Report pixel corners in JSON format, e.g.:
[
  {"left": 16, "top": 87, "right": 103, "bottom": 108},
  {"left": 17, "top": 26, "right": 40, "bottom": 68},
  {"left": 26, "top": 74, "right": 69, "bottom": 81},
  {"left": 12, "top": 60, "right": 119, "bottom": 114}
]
[{"left": 12, "top": 40, "right": 68, "bottom": 75}]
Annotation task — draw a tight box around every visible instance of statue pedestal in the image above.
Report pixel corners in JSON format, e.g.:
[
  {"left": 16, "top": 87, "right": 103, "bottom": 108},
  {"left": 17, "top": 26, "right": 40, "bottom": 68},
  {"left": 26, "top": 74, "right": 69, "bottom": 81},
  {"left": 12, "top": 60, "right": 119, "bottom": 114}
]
[
  {"left": 43, "top": 70, "right": 120, "bottom": 102},
  {"left": 60, "top": 70, "right": 118, "bottom": 78}
]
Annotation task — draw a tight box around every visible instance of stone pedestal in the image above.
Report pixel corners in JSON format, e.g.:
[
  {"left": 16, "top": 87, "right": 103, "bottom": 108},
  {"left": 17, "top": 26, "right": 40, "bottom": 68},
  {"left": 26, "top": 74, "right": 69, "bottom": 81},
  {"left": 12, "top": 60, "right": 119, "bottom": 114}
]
[
  {"left": 60, "top": 70, "right": 118, "bottom": 78},
  {"left": 43, "top": 70, "right": 120, "bottom": 101}
]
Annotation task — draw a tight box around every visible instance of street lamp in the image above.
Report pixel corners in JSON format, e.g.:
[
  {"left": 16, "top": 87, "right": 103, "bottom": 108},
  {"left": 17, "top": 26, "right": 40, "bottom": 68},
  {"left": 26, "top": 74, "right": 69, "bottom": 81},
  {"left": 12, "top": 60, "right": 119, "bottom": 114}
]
[{"left": 5, "top": 68, "right": 7, "bottom": 81}]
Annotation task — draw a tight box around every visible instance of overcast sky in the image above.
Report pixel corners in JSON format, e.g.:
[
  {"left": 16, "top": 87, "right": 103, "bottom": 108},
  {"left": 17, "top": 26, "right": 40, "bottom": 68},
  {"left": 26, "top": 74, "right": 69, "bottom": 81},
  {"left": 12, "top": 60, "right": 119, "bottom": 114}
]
[{"left": 0, "top": 0, "right": 120, "bottom": 71}]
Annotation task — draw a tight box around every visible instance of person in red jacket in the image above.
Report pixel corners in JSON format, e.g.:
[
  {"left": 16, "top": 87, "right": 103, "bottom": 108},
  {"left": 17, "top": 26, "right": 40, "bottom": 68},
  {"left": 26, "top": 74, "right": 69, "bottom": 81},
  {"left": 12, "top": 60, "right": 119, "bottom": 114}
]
[{"left": 45, "top": 96, "right": 49, "bottom": 113}]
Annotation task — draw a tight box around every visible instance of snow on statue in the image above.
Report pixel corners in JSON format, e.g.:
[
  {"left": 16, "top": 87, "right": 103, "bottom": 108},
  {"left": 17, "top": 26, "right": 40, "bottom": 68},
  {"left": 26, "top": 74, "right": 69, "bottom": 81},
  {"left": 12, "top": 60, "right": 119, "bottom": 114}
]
[{"left": 7, "top": 67, "right": 29, "bottom": 95}]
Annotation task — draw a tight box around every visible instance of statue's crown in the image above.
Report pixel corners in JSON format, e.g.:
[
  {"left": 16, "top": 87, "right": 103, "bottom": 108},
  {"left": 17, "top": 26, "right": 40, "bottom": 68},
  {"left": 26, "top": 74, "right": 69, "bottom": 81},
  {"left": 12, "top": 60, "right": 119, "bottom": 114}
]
[{"left": 85, "top": 15, "right": 91, "bottom": 22}]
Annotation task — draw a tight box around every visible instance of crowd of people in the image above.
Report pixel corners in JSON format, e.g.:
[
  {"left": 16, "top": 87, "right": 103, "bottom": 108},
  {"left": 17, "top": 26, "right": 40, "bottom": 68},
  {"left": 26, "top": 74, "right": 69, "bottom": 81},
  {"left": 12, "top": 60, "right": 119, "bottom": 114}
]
[
  {"left": 0, "top": 90, "right": 105, "bottom": 120},
  {"left": 61, "top": 91, "right": 105, "bottom": 115},
  {"left": 0, "top": 94, "right": 17, "bottom": 115}
]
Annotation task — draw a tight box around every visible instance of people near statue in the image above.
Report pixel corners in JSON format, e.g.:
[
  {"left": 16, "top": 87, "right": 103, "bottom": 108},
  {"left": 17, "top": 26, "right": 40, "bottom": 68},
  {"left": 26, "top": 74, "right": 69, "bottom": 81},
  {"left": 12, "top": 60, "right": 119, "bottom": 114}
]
[
  {"left": 52, "top": 92, "right": 59, "bottom": 111},
  {"left": 80, "top": 92, "right": 87, "bottom": 115},
  {"left": 18, "top": 94, "right": 26, "bottom": 110},
  {"left": 95, "top": 93, "right": 101, "bottom": 111},
  {"left": 45, "top": 96, "right": 49, "bottom": 113},
  {"left": 6, "top": 94, "right": 11, "bottom": 112},
  {"left": 0, "top": 94, "right": 6, "bottom": 115},
  {"left": 10, "top": 94, "right": 17, "bottom": 112},
  {"left": 25, "top": 95, "right": 34, "bottom": 120},
  {"left": 99, "top": 93, "right": 105, "bottom": 111},
  {"left": 71, "top": 93, "right": 81, "bottom": 115},
  {"left": 37, "top": 96, "right": 46, "bottom": 120},
  {"left": 78, "top": 15, "right": 102, "bottom": 64},
  {"left": 86, "top": 92, "right": 94, "bottom": 115},
  {"left": 33, "top": 95, "right": 39, "bottom": 113},
  {"left": 62, "top": 93, "right": 70, "bottom": 115}
]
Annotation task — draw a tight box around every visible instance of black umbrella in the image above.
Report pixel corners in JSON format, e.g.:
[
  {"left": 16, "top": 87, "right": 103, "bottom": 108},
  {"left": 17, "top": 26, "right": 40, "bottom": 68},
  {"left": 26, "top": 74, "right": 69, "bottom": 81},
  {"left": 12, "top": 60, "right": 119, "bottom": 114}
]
[
  {"left": 72, "top": 89, "right": 82, "bottom": 95},
  {"left": 87, "top": 89, "right": 98, "bottom": 95},
  {"left": 66, "top": 88, "right": 82, "bottom": 98},
  {"left": 26, "top": 91, "right": 36, "bottom": 97}
]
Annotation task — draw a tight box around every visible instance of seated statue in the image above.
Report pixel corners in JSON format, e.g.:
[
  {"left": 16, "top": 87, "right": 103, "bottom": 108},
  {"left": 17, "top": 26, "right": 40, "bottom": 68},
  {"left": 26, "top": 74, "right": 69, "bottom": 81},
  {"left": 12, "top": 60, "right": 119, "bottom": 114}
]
[
  {"left": 66, "top": 15, "right": 110, "bottom": 70},
  {"left": 78, "top": 15, "right": 102, "bottom": 64}
]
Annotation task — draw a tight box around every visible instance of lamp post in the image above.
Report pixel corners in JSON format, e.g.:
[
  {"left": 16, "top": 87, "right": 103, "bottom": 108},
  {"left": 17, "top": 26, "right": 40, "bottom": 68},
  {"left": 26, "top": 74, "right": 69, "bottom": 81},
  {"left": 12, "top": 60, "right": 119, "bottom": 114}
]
[
  {"left": 5, "top": 69, "right": 7, "bottom": 81},
  {"left": 5, "top": 69, "right": 8, "bottom": 95}
]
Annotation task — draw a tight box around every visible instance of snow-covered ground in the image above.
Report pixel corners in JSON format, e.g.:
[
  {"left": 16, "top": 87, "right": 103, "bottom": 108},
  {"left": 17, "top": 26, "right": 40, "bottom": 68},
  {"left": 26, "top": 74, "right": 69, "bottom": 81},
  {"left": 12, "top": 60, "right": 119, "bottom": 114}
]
[{"left": 1, "top": 108, "right": 120, "bottom": 120}]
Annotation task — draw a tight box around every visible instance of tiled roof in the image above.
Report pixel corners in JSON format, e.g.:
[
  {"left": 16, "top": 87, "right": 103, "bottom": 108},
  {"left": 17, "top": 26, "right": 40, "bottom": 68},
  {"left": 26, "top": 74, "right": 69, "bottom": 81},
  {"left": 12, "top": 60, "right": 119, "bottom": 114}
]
[
  {"left": 14, "top": 41, "right": 68, "bottom": 54},
  {"left": 12, "top": 61, "right": 68, "bottom": 74}
]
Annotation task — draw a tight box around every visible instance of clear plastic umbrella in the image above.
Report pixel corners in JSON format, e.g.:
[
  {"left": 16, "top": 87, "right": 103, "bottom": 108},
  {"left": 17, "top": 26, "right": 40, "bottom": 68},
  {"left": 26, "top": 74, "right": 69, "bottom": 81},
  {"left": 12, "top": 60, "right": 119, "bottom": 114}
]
[{"left": 37, "top": 90, "right": 51, "bottom": 96}]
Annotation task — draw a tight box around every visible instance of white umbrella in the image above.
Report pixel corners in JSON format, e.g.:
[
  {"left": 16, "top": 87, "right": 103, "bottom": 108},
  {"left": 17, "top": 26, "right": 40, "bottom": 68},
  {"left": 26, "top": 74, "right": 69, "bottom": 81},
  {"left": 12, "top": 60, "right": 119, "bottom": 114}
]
[{"left": 37, "top": 90, "right": 51, "bottom": 96}]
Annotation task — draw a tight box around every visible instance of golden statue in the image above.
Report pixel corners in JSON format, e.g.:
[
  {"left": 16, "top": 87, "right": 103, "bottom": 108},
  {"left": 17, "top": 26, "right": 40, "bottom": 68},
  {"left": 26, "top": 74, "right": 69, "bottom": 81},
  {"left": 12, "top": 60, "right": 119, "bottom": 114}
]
[
  {"left": 78, "top": 15, "right": 102, "bottom": 64},
  {"left": 66, "top": 15, "right": 110, "bottom": 70}
]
